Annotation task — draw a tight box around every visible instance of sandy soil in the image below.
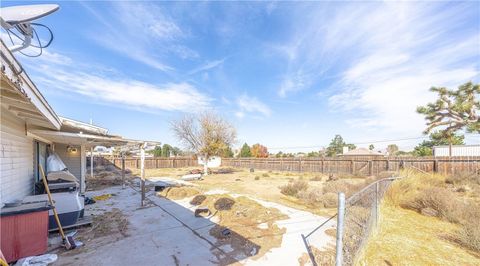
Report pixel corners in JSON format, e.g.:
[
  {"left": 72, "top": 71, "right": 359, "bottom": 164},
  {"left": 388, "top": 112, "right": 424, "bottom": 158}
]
[
  {"left": 135, "top": 167, "right": 365, "bottom": 216},
  {"left": 52, "top": 179, "right": 336, "bottom": 266}
]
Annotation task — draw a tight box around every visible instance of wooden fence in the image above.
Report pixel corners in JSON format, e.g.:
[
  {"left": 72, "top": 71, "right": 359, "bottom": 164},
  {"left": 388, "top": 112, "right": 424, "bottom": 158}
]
[
  {"left": 92, "top": 156, "right": 197, "bottom": 169},
  {"left": 92, "top": 156, "right": 480, "bottom": 176},
  {"left": 221, "top": 157, "right": 480, "bottom": 176}
]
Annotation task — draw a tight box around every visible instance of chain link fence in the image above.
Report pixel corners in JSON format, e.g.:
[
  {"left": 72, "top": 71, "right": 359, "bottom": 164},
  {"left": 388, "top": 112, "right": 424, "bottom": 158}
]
[
  {"left": 341, "top": 177, "right": 397, "bottom": 265},
  {"left": 302, "top": 177, "right": 399, "bottom": 266}
]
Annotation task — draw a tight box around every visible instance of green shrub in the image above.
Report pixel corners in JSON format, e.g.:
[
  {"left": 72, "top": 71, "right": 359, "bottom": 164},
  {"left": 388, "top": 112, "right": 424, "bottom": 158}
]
[
  {"left": 262, "top": 173, "right": 270, "bottom": 177},
  {"left": 254, "top": 176, "right": 260, "bottom": 180}
]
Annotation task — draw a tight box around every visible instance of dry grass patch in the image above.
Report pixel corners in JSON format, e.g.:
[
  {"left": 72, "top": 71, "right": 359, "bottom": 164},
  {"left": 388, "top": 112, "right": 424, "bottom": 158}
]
[
  {"left": 298, "top": 245, "right": 335, "bottom": 266},
  {"left": 357, "top": 204, "right": 480, "bottom": 265},
  {"left": 279, "top": 179, "right": 309, "bottom": 196},
  {"left": 157, "top": 186, "right": 201, "bottom": 200},
  {"left": 322, "top": 179, "right": 362, "bottom": 197},
  {"left": 363, "top": 169, "right": 480, "bottom": 263},
  {"left": 456, "top": 220, "right": 480, "bottom": 253}
]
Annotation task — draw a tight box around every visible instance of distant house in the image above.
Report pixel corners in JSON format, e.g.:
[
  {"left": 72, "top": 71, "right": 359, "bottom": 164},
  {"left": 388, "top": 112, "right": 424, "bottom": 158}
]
[
  {"left": 198, "top": 155, "right": 222, "bottom": 168},
  {"left": 341, "top": 147, "right": 384, "bottom": 157},
  {"left": 433, "top": 145, "right": 480, "bottom": 157}
]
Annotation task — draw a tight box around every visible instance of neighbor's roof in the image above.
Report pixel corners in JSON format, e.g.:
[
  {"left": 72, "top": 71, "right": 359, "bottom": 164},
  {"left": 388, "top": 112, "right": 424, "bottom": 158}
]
[
  {"left": 343, "top": 147, "right": 384, "bottom": 156},
  {"left": 60, "top": 116, "right": 110, "bottom": 136}
]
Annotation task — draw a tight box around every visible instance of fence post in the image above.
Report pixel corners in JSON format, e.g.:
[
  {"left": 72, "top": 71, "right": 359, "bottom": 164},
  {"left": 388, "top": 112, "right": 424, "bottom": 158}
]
[
  {"left": 375, "top": 182, "right": 379, "bottom": 227},
  {"left": 121, "top": 154, "right": 126, "bottom": 190},
  {"left": 351, "top": 160, "right": 354, "bottom": 175},
  {"left": 433, "top": 159, "right": 438, "bottom": 173},
  {"left": 336, "top": 193, "right": 345, "bottom": 266},
  {"left": 368, "top": 160, "right": 373, "bottom": 176}
]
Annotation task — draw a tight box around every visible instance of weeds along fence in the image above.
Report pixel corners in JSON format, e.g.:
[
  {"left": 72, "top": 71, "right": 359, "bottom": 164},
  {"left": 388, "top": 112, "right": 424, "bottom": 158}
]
[
  {"left": 222, "top": 157, "right": 480, "bottom": 176},
  {"left": 340, "top": 177, "right": 397, "bottom": 265},
  {"left": 302, "top": 177, "right": 398, "bottom": 266}
]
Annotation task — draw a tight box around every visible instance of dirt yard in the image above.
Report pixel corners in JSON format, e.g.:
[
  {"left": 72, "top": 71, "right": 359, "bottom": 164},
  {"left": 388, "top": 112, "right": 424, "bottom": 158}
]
[
  {"left": 132, "top": 167, "right": 374, "bottom": 217},
  {"left": 51, "top": 166, "right": 368, "bottom": 265}
]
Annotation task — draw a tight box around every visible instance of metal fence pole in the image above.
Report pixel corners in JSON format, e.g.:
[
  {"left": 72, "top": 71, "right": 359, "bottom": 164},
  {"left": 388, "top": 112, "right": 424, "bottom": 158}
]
[
  {"left": 121, "top": 153, "right": 126, "bottom": 189},
  {"left": 376, "top": 182, "right": 380, "bottom": 227},
  {"left": 336, "top": 192, "right": 345, "bottom": 266}
]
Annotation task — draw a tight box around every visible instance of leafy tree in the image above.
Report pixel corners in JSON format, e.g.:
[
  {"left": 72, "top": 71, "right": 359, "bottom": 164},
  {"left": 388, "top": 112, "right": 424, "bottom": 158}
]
[
  {"left": 152, "top": 145, "right": 162, "bottom": 157},
  {"left": 275, "top": 151, "right": 284, "bottom": 158},
  {"left": 413, "top": 131, "right": 465, "bottom": 156},
  {"left": 239, "top": 143, "right": 252, "bottom": 157},
  {"left": 162, "top": 144, "right": 173, "bottom": 157},
  {"left": 171, "top": 112, "right": 236, "bottom": 175},
  {"left": 387, "top": 144, "right": 399, "bottom": 156},
  {"left": 307, "top": 151, "right": 319, "bottom": 157},
  {"left": 222, "top": 146, "right": 234, "bottom": 158},
  {"left": 172, "top": 146, "right": 183, "bottom": 156},
  {"left": 417, "top": 82, "right": 479, "bottom": 156},
  {"left": 369, "top": 144, "right": 375, "bottom": 151},
  {"left": 326, "top": 135, "right": 356, "bottom": 157},
  {"left": 251, "top": 143, "right": 268, "bottom": 158}
]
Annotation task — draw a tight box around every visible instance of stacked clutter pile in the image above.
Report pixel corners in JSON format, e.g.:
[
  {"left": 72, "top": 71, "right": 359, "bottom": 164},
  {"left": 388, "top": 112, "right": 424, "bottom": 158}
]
[{"left": 87, "top": 164, "right": 132, "bottom": 190}]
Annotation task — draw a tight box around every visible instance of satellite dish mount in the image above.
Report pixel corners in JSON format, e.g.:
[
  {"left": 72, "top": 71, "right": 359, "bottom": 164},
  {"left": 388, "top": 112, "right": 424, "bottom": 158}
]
[{"left": 0, "top": 4, "right": 59, "bottom": 54}]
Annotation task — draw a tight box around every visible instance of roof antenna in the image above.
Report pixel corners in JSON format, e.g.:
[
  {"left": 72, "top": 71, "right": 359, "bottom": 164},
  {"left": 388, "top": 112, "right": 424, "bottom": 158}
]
[{"left": 0, "top": 4, "right": 59, "bottom": 54}]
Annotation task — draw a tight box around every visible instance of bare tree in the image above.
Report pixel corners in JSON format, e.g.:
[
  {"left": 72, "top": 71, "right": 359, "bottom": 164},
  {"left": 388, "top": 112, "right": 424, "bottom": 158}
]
[{"left": 171, "top": 112, "right": 236, "bottom": 175}]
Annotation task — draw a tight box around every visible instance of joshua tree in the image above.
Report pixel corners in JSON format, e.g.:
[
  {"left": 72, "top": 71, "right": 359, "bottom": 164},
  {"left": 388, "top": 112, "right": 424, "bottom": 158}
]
[
  {"left": 417, "top": 82, "right": 479, "bottom": 156},
  {"left": 171, "top": 112, "right": 236, "bottom": 175}
]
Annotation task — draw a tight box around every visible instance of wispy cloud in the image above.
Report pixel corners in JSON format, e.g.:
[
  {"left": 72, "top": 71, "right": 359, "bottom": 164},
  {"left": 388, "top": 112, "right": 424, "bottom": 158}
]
[
  {"left": 80, "top": 2, "right": 197, "bottom": 72},
  {"left": 236, "top": 94, "right": 272, "bottom": 118},
  {"left": 272, "top": 2, "right": 479, "bottom": 136},
  {"left": 28, "top": 51, "right": 212, "bottom": 113},
  {"left": 188, "top": 58, "right": 225, "bottom": 75},
  {"left": 325, "top": 3, "right": 479, "bottom": 135}
]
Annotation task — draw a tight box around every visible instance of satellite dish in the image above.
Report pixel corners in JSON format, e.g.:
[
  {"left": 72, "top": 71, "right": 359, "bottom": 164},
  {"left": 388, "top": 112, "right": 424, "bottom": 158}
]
[{"left": 0, "top": 4, "right": 59, "bottom": 53}]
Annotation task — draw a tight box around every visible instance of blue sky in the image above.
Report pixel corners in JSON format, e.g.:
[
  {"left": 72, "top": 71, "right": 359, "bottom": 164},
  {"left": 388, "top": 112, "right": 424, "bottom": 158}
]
[{"left": 3, "top": 1, "right": 480, "bottom": 152}]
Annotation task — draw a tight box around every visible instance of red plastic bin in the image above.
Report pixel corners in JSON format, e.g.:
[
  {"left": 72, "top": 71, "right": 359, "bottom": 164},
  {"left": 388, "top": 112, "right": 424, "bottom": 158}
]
[{"left": 0, "top": 201, "right": 51, "bottom": 263}]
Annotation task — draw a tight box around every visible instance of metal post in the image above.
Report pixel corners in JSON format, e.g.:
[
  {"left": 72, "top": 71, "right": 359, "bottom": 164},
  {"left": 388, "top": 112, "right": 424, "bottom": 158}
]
[
  {"left": 336, "top": 192, "right": 345, "bottom": 266},
  {"left": 121, "top": 153, "right": 126, "bottom": 189},
  {"left": 375, "top": 182, "right": 379, "bottom": 227},
  {"left": 90, "top": 147, "right": 94, "bottom": 178},
  {"left": 140, "top": 142, "right": 146, "bottom": 206}
]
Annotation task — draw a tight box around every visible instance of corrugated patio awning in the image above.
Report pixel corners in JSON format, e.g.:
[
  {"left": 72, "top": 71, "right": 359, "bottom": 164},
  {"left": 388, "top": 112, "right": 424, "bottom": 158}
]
[{"left": 28, "top": 129, "right": 159, "bottom": 148}]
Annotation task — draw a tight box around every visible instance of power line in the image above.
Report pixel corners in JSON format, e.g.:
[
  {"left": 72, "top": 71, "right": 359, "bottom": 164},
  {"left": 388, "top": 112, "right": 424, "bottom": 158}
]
[
  {"left": 267, "top": 136, "right": 429, "bottom": 150},
  {"left": 267, "top": 133, "right": 480, "bottom": 151}
]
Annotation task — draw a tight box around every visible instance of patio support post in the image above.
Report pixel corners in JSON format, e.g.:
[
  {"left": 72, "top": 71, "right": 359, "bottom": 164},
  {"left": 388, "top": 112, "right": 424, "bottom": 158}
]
[
  {"left": 90, "top": 147, "right": 94, "bottom": 179},
  {"left": 140, "top": 142, "right": 146, "bottom": 206}
]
